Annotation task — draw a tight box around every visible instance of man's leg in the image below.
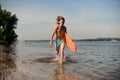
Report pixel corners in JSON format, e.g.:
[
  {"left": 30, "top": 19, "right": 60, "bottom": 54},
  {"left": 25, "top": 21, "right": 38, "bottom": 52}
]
[
  {"left": 53, "top": 47, "right": 59, "bottom": 61},
  {"left": 56, "top": 47, "right": 59, "bottom": 59},
  {"left": 59, "top": 44, "right": 65, "bottom": 65}
]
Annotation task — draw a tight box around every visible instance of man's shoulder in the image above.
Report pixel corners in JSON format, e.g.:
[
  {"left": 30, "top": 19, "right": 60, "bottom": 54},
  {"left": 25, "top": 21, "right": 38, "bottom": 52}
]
[{"left": 53, "top": 26, "right": 59, "bottom": 31}]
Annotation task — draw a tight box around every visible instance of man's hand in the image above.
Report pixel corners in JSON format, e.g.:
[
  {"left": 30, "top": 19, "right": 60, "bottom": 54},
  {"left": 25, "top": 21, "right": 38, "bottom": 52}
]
[{"left": 50, "top": 41, "right": 53, "bottom": 47}]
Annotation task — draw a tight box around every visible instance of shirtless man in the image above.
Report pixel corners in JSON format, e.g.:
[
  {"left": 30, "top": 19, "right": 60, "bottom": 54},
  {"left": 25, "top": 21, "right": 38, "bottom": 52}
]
[{"left": 50, "top": 16, "right": 67, "bottom": 65}]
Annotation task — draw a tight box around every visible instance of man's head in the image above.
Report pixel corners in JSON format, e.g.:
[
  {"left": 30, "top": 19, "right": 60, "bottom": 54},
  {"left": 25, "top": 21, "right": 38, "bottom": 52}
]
[{"left": 56, "top": 16, "right": 65, "bottom": 24}]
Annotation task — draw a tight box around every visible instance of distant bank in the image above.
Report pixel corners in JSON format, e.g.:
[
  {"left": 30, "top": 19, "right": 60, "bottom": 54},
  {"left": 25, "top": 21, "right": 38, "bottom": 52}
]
[
  {"left": 76, "top": 38, "right": 120, "bottom": 42},
  {"left": 24, "top": 38, "right": 120, "bottom": 42}
]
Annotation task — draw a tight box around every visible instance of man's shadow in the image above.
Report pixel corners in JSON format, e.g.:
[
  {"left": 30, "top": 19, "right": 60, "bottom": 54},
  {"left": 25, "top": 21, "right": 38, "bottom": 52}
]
[{"left": 53, "top": 64, "right": 80, "bottom": 80}]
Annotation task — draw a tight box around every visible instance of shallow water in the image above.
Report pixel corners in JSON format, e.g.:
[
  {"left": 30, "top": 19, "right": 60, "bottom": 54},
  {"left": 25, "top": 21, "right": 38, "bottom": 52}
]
[{"left": 0, "top": 41, "right": 120, "bottom": 80}]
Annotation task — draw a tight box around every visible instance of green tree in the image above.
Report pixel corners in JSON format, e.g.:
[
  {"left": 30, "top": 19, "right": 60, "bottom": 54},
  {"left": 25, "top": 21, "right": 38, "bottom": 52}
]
[{"left": 0, "top": 5, "right": 18, "bottom": 45}]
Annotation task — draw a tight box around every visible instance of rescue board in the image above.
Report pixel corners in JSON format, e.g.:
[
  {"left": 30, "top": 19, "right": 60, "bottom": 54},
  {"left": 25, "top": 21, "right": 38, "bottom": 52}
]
[{"left": 65, "top": 33, "right": 77, "bottom": 53}]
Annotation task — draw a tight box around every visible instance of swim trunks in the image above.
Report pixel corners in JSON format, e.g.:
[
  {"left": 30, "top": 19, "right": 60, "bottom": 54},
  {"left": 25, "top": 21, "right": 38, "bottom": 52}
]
[{"left": 55, "top": 39, "right": 65, "bottom": 48}]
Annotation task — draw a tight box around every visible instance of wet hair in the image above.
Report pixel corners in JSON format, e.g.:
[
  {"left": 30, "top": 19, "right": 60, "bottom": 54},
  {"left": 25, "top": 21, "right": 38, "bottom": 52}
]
[{"left": 56, "top": 16, "right": 65, "bottom": 24}]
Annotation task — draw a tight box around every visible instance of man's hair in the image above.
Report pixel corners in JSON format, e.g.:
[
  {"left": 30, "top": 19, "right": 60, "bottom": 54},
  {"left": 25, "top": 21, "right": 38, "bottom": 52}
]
[{"left": 56, "top": 16, "right": 65, "bottom": 24}]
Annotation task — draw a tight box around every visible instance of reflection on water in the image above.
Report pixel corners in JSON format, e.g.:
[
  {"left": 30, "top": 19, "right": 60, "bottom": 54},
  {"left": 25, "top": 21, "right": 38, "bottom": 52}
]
[
  {"left": 0, "top": 45, "right": 16, "bottom": 80},
  {"left": 53, "top": 64, "right": 80, "bottom": 80}
]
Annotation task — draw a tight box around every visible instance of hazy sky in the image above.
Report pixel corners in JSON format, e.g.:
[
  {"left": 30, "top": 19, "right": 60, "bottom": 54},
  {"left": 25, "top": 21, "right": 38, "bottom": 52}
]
[{"left": 1, "top": 0, "right": 120, "bottom": 40}]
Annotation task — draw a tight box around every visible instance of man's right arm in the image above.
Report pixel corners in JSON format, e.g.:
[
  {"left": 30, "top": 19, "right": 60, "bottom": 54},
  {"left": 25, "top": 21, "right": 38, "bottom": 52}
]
[{"left": 50, "top": 26, "right": 57, "bottom": 47}]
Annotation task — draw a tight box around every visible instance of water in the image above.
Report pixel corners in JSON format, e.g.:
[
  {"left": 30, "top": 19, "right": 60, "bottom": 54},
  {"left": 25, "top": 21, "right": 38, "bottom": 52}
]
[{"left": 0, "top": 41, "right": 120, "bottom": 80}]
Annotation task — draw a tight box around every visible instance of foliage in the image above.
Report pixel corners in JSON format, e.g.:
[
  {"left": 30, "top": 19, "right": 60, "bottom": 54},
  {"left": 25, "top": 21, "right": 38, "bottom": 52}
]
[{"left": 0, "top": 5, "right": 18, "bottom": 45}]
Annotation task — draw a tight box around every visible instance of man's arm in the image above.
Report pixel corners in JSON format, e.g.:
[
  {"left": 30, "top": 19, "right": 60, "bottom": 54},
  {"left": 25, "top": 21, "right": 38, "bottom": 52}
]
[{"left": 50, "top": 26, "right": 57, "bottom": 47}]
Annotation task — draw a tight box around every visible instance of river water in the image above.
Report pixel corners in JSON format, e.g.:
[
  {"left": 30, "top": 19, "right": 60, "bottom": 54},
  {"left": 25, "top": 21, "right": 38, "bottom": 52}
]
[{"left": 0, "top": 41, "right": 120, "bottom": 80}]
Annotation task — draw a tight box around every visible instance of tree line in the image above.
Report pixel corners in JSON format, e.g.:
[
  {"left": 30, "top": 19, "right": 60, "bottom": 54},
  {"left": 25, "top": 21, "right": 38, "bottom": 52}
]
[{"left": 0, "top": 5, "right": 18, "bottom": 45}]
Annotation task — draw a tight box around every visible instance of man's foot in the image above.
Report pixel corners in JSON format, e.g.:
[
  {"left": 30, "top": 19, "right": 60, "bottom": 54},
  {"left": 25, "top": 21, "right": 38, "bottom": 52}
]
[
  {"left": 58, "top": 56, "right": 66, "bottom": 65},
  {"left": 53, "top": 56, "right": 59, "bottom": 61},
  {"left": 53, "top": 58, "right": 59, "bottom": 61},
  {"left": 59, "top": 60, "right": 63, "bottom": 65}
]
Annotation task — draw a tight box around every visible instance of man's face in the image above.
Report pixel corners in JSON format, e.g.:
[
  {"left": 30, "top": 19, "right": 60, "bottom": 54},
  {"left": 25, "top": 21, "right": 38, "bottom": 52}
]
[{"left": 59, "top": 20, "right": 64, "bottom": 26}]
